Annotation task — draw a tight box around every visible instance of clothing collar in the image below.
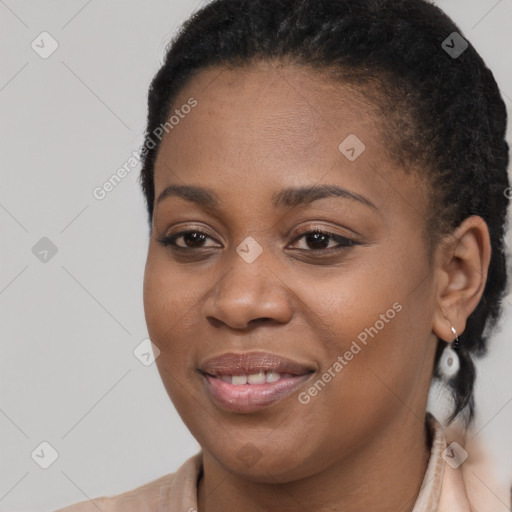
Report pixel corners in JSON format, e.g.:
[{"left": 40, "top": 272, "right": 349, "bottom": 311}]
[{"left": 412, "top": 412, "right": 471, "bottom": 511}]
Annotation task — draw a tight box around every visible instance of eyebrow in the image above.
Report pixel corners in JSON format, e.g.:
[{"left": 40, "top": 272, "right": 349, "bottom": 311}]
[{"left": 156, "top": 184, "right": 377, "bottom": 210}]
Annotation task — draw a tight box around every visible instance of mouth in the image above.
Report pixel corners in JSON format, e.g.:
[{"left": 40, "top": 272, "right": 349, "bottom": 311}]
[{"left": 198, "top": 351, "right": 315, "bottom": 413}]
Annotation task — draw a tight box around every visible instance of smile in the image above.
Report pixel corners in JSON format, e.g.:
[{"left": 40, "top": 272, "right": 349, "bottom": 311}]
[{"left": 198, "top": 351, "right": 315, "bottom": 413}]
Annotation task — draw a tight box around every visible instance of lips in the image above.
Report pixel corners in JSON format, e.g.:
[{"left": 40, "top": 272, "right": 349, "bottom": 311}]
[{"left": 198, "top": 351, "right": 315, "bottom": 413}]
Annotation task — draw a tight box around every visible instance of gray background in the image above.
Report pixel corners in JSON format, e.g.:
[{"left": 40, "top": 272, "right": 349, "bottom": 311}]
[{"left": 0, "top": 1, "right": 511, "bottom": 510}]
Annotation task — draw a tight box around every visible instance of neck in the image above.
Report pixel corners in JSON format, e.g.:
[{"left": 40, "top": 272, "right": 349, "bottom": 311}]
[{"left": 197, "top": 413, "right": 431, "bottom": 512}]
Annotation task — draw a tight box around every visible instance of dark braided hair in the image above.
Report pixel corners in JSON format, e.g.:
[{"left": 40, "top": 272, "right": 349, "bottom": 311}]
[{"left": 138, "top": 0, "right": 510, "bottom": 425}]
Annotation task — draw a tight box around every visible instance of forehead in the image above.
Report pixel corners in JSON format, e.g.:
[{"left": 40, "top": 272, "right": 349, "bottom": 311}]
[
  {"left": 153, "top": 61, "right": 429, "bottom": 223},
  {"left": 170, "top": 61, "right": 376, "bottom": 157}
]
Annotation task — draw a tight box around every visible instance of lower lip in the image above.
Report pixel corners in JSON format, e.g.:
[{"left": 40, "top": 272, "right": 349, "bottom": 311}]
[{"left": 203, "top": 373, "right": 312, "bottom": 413}]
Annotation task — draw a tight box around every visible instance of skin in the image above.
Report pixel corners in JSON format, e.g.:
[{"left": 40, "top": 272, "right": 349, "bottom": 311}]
[{"left": 143, "top": 60, "right": 490, "bottom": 512}]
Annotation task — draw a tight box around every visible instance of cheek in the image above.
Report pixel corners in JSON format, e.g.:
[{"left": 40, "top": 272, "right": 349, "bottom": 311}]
[
  {"left": 143, "top": 252, "right": 206, "bottom": 423},
  {"left": 298, "top": 243, "right": 433, "bottom": 400},
  {"left": 142, "top": 248, "right": 199, "bottom": 363},
  {"left": 302, "top": 277, "right": 407, "bottom": 396}
]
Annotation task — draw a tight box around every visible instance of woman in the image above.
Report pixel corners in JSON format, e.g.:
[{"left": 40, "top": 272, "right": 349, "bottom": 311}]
[{"left": 55, "top": 0, "right": 510, "bottom": 510}]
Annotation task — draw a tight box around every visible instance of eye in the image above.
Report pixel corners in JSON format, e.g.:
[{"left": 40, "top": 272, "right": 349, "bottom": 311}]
[
  {"left": 157, "top": 227, "right": 359, "bottom": 253},
  {"left": 288, "top": 228, "right": 358, "bottom": 252},
  {"left": 157, "top": 230, "right": 221, "bottom": 249}
]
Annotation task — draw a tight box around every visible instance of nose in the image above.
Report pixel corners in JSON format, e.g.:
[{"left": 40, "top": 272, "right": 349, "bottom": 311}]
[{"left": 201, "top": 244, "right": 294, "bottom": 330}]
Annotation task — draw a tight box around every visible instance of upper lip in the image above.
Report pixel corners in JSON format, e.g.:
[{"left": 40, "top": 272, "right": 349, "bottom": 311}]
[{"left": 199, "top": 351, "right": 315, "bottom": 376}]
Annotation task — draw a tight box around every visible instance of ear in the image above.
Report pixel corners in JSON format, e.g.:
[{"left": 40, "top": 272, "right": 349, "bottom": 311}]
[{"left": 432, "top": 216, "right": 491, "bottom": 341}]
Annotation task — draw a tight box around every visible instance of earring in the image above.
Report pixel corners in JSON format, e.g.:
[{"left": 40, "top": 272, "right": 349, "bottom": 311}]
[{"left": 439, "top": 325, "right": 460, "bottom": 380}]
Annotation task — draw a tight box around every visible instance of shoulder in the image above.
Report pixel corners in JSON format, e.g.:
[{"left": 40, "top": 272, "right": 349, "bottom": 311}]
[
  {"left": 54, "top": 471, "right": 177, "bottom": 512},
  {"left": 54, "top": 452, "right": 203, "bottom": 512}
]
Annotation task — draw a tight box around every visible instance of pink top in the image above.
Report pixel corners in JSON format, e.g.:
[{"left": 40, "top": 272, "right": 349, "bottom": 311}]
[{"left": 54, "top": 413, "right": 508, "bottom": 512}]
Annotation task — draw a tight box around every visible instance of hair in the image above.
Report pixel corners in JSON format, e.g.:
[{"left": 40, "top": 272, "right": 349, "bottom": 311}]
[{"left": 138, "top": 0, "right": 510, "bottom": 426}]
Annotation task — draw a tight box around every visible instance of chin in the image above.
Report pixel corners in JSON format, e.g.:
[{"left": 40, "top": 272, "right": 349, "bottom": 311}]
[{"left": 203, "top": 439, "right": 322, "bottom": 483}]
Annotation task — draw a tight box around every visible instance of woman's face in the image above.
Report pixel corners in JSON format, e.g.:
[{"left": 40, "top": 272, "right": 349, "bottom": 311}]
[{"left": 143, "top": 61, "right": 439, "bottom": 481}]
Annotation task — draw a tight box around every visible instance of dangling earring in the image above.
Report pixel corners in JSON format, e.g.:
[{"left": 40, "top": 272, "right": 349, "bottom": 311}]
[{"left": 439, "top": 325, "right": 460, "bottom": 380}]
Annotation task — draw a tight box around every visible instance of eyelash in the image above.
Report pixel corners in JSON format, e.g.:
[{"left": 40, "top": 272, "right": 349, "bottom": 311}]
[{"left": 156, "top": 227, "right": 358, "bottom": 254}]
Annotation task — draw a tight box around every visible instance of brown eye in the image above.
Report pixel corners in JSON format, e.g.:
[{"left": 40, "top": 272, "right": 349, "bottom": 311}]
[
  {"left": 157, "top": 230, "right": 221, "bottom": 249},
  {"left": 180, "top": 232, "right": 207, "bottom": 248},
  {"left": 303, "top": 231, "right": 330, "bottom": 250},
  {"left": 289, "top": 229, "right": 357, "bottom": 251}
]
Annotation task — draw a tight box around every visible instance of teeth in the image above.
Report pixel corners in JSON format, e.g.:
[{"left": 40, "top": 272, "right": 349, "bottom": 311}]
[
  {"left": 247, "top": 371, "right": 266, "bottom": 384},
  {"left": 265, "top": 371, "right": 281, "bottom": 383},
  {"left": 231, "top": 375, "right": 248, "bottom": 385},
  {"left": 216, "top": 371, "right": 284, "bottom": 384}
]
